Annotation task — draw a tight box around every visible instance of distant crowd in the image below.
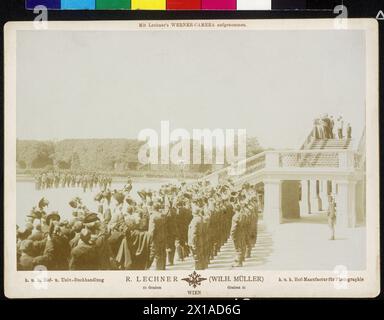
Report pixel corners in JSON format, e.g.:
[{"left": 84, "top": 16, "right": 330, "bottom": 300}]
[
  {"left": 313, "top": 115, "right": 352, "bottom": 140},
  {"left": 34, "top": 172, "right": 113, "bottom": 192}
]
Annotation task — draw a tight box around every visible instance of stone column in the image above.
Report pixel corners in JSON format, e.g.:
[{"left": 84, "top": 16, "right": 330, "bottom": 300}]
[
  {"left": 310, "top": 179, "right": 322, "bottom": 212},
  {"left": 319, "top": 180, "right": 330, "bottom": 211},
  {"left": 263, "top": 179, "right": 282, "bottom": 229},
  {"left": 335, "top": 180, "right": 357, "bottom": 229},
  {"left": 299, "top": 180, "right": 311, "bottom": 215},
  {"left": 331, "top": 180, "right": 337, "bottom": 195}
]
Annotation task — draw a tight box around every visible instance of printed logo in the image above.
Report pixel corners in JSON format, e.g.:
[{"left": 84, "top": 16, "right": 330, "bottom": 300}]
[{"left": 181, "top": 271, "right": 207, "bottom": 288}]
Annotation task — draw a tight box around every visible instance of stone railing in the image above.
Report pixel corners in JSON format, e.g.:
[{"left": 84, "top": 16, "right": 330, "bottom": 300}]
[
  {"left": 203, "top": 149, "right": 358, "bottom": 185},
  {"left": 203, "top": 152, "right": 266, "bottom": 185},
  {"left": 266, "top": 150, "right": 356, "bottom": 169},
  {"left": 300, "top": 128, "right": 316, "bottom": 150}
]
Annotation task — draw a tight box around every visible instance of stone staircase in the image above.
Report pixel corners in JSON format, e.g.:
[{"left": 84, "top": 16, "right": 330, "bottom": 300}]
[{"left": 298, "top": 138, "right": 352, "bottom": 168}]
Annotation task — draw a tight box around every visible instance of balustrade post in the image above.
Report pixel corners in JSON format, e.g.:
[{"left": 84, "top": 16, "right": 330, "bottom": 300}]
[
  {"left": 265, "top": 152, "right": 280, "bottom": 168},
  {"left": 299, "top": 180, "right": 311, "bottom": 215},
  {"left": 310, "top": 179, "right": 322, "bottom": 212},
  {"left": 338, "top": 150, "right": 354, "bottom": 169},
  {"left": 263, "top": 179, "right": 282, "bottom": 229}
]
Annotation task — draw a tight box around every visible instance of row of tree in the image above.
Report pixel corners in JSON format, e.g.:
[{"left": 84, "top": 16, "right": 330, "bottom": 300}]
[{"left": 16, "top": 137, "right": 262, "bottom": 173}]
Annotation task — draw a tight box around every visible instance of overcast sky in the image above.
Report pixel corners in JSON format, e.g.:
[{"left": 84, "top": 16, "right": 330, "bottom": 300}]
[{"left": 16, "top": 29, "right": 365, "bottom": 149}]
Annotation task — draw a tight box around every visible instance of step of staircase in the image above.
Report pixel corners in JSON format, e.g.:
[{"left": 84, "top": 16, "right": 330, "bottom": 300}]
[{"left": 308, "top": 139, "right": 351, "bottom": 150}]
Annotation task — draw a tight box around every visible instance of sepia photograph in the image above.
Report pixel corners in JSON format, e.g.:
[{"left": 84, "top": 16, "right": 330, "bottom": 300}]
[{"left": 4, "top": 19, "right": 379, "bottom": 298}]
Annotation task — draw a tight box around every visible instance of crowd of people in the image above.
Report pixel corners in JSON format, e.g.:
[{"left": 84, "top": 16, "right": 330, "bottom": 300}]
[
  {"left": 33, "top": 171, "right": 113, "bottom": 192},
  {"left": 17, "top": 179, "right": 260, "bottom": 271},
  {"left": 313, "top": 115, "right": 352, "bottom": 140}
]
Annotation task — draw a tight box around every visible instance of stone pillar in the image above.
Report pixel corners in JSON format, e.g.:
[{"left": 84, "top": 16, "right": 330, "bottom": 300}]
[
  {"left": 310, "top": 179, "right": 322, "bottom": 212},
  {"left": 263, "top": 179, "right": 282, "bottom": 228},
  {"left": 319, "top": 180, "right": 330, "bottom": 211},
  {"left": 299, "top": 180, "right": 311, "bottom": 215},
  {"left": 281, "top": 181, "right": 300, "bottom": 219},
  {"left": 331, "top": 180, "right": 337, "bottom": 195},
  {"left": 335, "top": 180, "right": 357, "bottom": 229}
]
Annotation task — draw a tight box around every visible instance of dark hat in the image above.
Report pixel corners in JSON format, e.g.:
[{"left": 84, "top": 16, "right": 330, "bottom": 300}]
[
  {"left": 125, "top": 196, "right": 135, "bottom": 205},
  {"left": 183, "top": 192, "right": 192, "bottom": 200},
  {"left": 38, "top": 197, "right": 49, "bottom": 209},
  {"left": 69, "top": 199, "right": 78, "bottom": 209},
  {"left": 137, "top": 190, "right": 146, "bottom": 200},
  {"left": 46, "top": 211, "right": 61, "bottom": 225},
  {"left": 83, "top": 212, "right": 99, "bottom": 224},
  {"left": 94, "top": 193, "right": 103, "bottom": 202}
]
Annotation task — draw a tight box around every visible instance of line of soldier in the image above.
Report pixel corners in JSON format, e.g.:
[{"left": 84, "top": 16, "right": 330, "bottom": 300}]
[
  {"left": 34, "top": 171, "right": 113, "bottom": 192},
  {"left": 17, "top": 179, "right": 261, "bottom": 271}
]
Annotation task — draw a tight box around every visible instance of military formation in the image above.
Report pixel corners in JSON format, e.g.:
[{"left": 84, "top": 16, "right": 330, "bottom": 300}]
[
  {"left": 17, "top": 178, "right": 261, "bottom": 271},
  {"left": 33, "top": 171, "right": 113, "bottom": 192}
]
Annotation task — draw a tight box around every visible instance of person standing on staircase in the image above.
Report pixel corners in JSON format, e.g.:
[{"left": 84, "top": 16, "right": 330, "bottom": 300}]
[
  {"left": 336, "top": 116, "right": 344, "bottom": 139},
  {"left": 329, "top": 116, "right": 335, "bottom": 138},
  {"left": 231, "top": 202, "right": 246, "bottom": 267},
  {"left": 346, "top": 123, "right": 352, "bottom": 139},
  {"left": 188, "top": 207, "right": 204, "bottom": 270}
]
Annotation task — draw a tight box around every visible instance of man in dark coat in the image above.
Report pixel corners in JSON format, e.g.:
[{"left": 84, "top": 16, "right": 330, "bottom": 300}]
[
  {"left": 188, "top": 208, "right": 204, "bottom": 270},
  {"left": 69, "top": 228, "right": 98, "bottom": 270},
  {"left": 18, "top": 240, "right": 36, "bottom": 270},
  {"left": 148, "top": 202, "right": 167, "bottom": 270},
  {"left": 231, "top": 204, "right": 246, "bottom": 267}
]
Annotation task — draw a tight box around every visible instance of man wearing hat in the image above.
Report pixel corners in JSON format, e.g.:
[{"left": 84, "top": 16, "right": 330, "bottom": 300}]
[
  {"left": 46, "top": 211, "right": 61, "bottom": 227},
  {"left": 69, "top": 228, "right": 98, "bottom": 270},
  {"left": 34, "top": 213, "right": 71, "bottom": 270},
  {"left": 84, "top": 212, "right": 112, "bottom": 270},
  {"left": 18, "top": 240, "right": 36, "bottom": 270},
  {"left": 69, "top": 221, "right": 84, "bottom": 249},
  {"left": 148, "top": 202, "right": 167, "bottom": 270},
  {"left": 112, "top": 191, "right": 125, "bottom": 220},
  {"left": 165, "top": 203, "right": 178, "bottom": 267},
  {"left": 175, "top": 198, "right": 192, "bottom": 262},
  {"left": 230, "top": 204, "right": 246, "bottom": 267}
]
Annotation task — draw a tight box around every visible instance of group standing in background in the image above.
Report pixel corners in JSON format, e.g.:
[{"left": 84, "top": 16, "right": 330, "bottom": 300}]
[
  {"left": 313, "top": 114, "right": 352, "bottom": 140},
  {"left": 33, "top": 171, "right": 113, "bottom": 192}
]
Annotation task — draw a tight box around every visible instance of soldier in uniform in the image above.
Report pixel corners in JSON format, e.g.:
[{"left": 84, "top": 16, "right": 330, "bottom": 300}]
[
  {"left": 175, "top": 198, "right": 192, "bottom": 261},
  {"left": 188, "top": 207, "right": 204, "bottom": 270},
  {"left": 84, "top": 212, "right": 112, "bottom": 270},
  {"left": 148, "top": 201, "right": 167, "bottom": 270},
  {"left": 165, "top": 202, "right": 178, "bottom": 266},
  {"left": 231, "top": 203, "right": 246, "bottom": 267},
  {"left": 18, "top": 240, "right": 36, "bottom": 270},
  {"left": 69, "top": 228, "right": 98, "bottom": 270},
  {"left": 327, "top": 196, "right": 337, "bottom": 240},
  {"left": 34, "top": 212, "right": 71, "bottom": 270}
]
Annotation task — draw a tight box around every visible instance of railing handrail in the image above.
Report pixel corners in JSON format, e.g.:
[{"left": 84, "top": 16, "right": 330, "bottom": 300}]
[
  {"left": 202, "top": 148, "right": 357, "bottom": 182},
  {"left": 267, "top": 149, "right": 354, "bottom": 155},
  {"left": 203, "top": 151, "right": 266, "bottom": 180}
]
